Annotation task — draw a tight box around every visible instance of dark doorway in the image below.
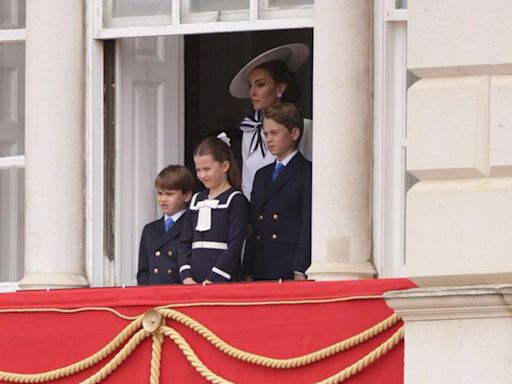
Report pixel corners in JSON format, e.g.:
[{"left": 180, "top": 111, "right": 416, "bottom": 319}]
[{"left": 184, "top": 28, "right": 313, "bottom": 189}]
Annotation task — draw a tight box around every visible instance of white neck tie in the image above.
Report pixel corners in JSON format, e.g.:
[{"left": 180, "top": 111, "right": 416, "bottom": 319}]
[{"left": 195, "top": 199, "right": 219, "bottom": 232}]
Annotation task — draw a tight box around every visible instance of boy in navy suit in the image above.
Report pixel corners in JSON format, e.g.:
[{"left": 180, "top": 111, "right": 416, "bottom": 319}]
[
  {"left": 137, "top": 165, "right": 194, "bottom": 285},
  {"left": 242, "top": 103, "right": 312, "bottom": 281}
]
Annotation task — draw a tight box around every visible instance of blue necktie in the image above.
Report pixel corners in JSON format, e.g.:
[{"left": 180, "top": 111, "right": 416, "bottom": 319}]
[
  {"left": 164, "top": 217, "right": 174, "bottom": 232},
  {"left": 272, "top": 162, "right": 285, "bottom": 181}
]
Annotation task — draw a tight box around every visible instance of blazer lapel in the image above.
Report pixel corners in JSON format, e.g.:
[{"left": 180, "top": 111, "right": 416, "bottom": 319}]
[
  {"left": 264, "top": 153, "right": 305, "bottom": 204},
  {"left": 155, "top": 215, "right": 184, "bottom": 249}
]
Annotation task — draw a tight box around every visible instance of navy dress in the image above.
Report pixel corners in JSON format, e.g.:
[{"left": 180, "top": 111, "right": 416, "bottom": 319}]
[
  {"left": 243, "top": 152, "right": 312, "bottom": 280},
  {"left": 179, "top": 188, "right": 249, "bottom": 283},
  {"left": 137, "top": 215, "right": 184, "bottom": 285}
]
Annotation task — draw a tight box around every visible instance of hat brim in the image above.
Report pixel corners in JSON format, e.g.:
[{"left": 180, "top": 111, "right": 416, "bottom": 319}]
[{"left": 229, "top": 43, "right": 310, "bottom": 99}]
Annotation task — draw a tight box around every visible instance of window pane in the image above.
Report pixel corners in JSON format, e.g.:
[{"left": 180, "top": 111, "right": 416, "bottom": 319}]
[
  {"left": 395, "top": 0, "right": 408, "bottom": 9},
  {"left": 103, "top": 0, "right": 172, "bottom": 28},
  {"left": 0, "top": 0, "right": 25, "bottom": 30},
  {"left": 0, "top": 43, "right": 25, "bottom": 156},
  {"left": 181, "top": 0, "right": 249, "bottom": 24},
  {"left": 0, "top": 168, "right": 24, "bottom": 282},
  {"left": 259, "top": 0, "right": 314, "bottom": 20}
]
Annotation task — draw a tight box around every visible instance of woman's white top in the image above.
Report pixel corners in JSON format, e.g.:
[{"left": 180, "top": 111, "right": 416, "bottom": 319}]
[{"left": 239, "top": 111, "right": 312, "bottom": 199}]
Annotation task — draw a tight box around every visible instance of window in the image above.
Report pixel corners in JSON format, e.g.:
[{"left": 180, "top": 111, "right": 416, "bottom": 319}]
[
  {"left": 90, "top": 1, "right": 314, "bottom": 285},
  {"left": 97, "top": 0, "right": 313, "bottom": 37},
  {"left": 0, "top": 0, "right": 26, "bottom": 283}
]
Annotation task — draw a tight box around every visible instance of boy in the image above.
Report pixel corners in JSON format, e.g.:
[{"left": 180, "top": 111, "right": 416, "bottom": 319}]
[
  {"left": 242, "top": 103, "right": 312, "bottom": 281},
  {"left": 137, "top": 165, "right": 194, "bottom": 285}
]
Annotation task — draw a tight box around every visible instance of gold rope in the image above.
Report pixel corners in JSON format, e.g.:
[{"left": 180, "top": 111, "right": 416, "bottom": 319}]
[
  {"left": 81, "top": 329, "right": 149, "bottom": 384},
  {"left": 317, "top": 327, "right": 404, "bottom": 384},
  {"left": 0, "top": 303, "right": 403, "bottom": 383},
  {"left": 150, "top": 334, "right": 164, "bottom": 384},
  {"left": 160, "top": 309, "right": 401, "bottom": 369},
  {"left": 0, "top": 318, "right": 143, "bottom": 383},
  {"left": 159, "top": 324, "right": 404, "bottom": 384},
  {"left": 0, "top": 294, "right": 383, "bottom": 321}
]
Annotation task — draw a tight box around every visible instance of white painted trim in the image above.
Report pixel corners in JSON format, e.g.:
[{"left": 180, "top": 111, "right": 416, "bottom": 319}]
[
  {"left": 373, "top": 1, "right": 408, "bottom": 278},
  {"left": 85, "top": 0, "right": 105, "bottom": 288},
  {"left": 0, "top": 156, "right": 24, "bottom": 169},
  {"left": 249, "top": 0, "right": 258, "bottom": 23},
  {"left": 384, "top": 0, "right": 408, "bottom": 21},
  {"left": 95, "top": 18, "right": 313, "bottom": 39},
  {"left": 0, "top": 29, "right": 25, "bottom": 43}
]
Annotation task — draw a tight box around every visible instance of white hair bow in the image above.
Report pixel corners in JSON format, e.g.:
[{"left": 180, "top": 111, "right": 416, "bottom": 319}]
[{"left": 217, "top": 132, "right": 231, "bottom": 147}]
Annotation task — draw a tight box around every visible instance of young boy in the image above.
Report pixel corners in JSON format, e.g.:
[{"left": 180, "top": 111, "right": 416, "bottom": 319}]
[
  {"left": 137, "top": 165, "right": 194, "bottom": 285},
  {"left": 242, "top": 103, "right": 312, "bottom": 281}
]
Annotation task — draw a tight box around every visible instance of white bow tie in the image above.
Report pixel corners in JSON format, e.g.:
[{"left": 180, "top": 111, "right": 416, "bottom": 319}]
[{"left": 195, "top": 199, "right": 219, "bottom": 232}]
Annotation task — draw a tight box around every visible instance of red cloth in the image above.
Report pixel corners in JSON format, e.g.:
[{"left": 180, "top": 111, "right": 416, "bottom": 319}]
[{"left": 0, "top": 279, "right": 415, "bottom": 383}]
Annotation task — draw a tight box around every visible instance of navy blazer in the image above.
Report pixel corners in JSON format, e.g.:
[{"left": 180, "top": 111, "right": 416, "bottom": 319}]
[
  {"left": 243, "top": 152, "right": 312, "bottom": 280},
  {"left": 137, "top": 215, "right": 184, "bottom": 285},
  {"left": 179, "top": 188, "right": 249, "bottom": 283}
]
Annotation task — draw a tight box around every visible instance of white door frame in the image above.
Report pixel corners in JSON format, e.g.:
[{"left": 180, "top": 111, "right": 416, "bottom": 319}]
[{"left": 373, "top": 0, "right": 408, "bottom": 277}]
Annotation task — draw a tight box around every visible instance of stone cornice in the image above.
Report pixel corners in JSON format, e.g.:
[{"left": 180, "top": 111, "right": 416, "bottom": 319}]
[{"left": 384, "top": 284, "right": 512, "bottom": 321}]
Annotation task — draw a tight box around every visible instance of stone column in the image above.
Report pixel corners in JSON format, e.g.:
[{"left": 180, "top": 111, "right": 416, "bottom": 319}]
[
  {"left": 19, "top": 0, "right": 89, "bottom": 289},
  {"left": 309, "top": 0, "right": 376, "bottom": 280}
]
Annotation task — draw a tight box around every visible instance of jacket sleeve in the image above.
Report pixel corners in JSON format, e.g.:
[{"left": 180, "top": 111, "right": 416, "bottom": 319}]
[
  {"left": 136, "top": 226, "right": 149, "bottom": 285},
  {"left": 292, "top": 164, "right": 312, "bottom": 273},
  {"left": 178, "top": 211, "right": 194, "bottom": 281},
  {"left": 208, "top": 193, "right": 249, "bottom": 283},
  {"left": 242, "top": 185, "right": 258, "bottom": 278}
]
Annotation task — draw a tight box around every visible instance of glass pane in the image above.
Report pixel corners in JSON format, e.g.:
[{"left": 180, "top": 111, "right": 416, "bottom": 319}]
[
  {"left": 259, "top": 0, "right": 314, "bottom": 20},
  {"left": 103, "top": 0, "right": 172, "bottom": 28},
  {"left": 0, "top": 43, "right": 25, "bottom": 156},
  {"left": 0, "top": 0, "right": 25, "bottom": 30},
  {"left": 181, "top": 0, "right": 249, "bottom": 24},
  {"left": 395, "top": 0, "right": 408, "bottom": 9},
  {"left": 0, "top": 168, "right": 24, "bottom": 282}
]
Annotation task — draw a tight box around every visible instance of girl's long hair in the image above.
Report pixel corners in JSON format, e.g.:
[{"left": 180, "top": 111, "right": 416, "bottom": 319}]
[{"left": 193, "top": 136, "right": 241, "bottom": 190}]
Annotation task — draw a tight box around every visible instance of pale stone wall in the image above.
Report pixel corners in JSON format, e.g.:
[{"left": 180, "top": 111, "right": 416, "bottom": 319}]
[
  {"left": 405, "top": 0, "right": 512, "bottom": 280},
  {"left": 385, "top": 286, "right": 512, "bottom": 384}
]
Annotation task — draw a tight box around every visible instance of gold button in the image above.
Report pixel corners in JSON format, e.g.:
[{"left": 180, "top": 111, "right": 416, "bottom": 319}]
[
  {"left": 167, "top": 269, "right": 172, "bottom": 274},
  {"left": 258, "top": 215, "right": 263, "bottom": 221},
  {"left": 273, "top": 213, "right": 279, "bottom": 221},
  {"left": 153, "top": 267, "right": 159, "bottom": 274},
  {"left": 155, "top": 251, "right": 161, "bottom": 257},
  {"left": 256, "top": 235, "right": 261, "bottom": 240},
  {"left": 167, "top": 250, "right": 173, "bottom": 257},
  {"left": 272, "top": 234, "right": 277, "bottom": 240}
]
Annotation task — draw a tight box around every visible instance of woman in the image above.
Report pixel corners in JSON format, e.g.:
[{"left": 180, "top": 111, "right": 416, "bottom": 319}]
[{"left": 229, "top": 43, "right": 312, "bottom": 199}]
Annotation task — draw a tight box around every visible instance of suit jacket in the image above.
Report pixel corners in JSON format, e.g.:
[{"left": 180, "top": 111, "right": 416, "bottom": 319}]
[
  {"left": 243, "top": 152, "right": 312, "bottom": 280},
  {"left": 137, "top": 215, "right": 184, "bottom": 285}
]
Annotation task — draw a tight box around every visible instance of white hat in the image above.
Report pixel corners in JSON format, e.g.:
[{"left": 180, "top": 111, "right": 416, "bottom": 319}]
[{"left": 229, "top": 43, "right": 310, "bottom": 99}]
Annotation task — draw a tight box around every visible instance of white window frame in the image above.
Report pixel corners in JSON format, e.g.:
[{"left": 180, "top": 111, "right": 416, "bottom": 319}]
[
  {"left": 93, "top": 0, "right": 313, "bottom": 39},
  {"left": 86, "top": 0, "right": 313, "bottom": 286},
  {"left": 373, "top": 0, "right": 408, "bottom": 277},
  {"left": 0, "top": 26, "right": 26, "bottom": 289}
]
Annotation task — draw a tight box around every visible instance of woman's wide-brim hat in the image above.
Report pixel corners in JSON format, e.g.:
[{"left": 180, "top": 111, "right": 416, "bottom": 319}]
[{"left": 229, "top": 43, "right": 310, "bottom": 99}]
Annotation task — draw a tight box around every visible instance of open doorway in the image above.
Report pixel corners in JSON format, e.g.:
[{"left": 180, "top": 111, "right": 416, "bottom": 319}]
[{"left": 112, "top": 28, "right": 313, "bottom": 285}]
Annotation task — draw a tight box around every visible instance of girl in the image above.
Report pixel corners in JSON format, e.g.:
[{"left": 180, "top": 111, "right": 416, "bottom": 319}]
[
  {"left": 229, "top": 43, "right": 313, "bottom": 200},
  {"left": 179, "top": 133, "right": 249, "bottom": 284}
]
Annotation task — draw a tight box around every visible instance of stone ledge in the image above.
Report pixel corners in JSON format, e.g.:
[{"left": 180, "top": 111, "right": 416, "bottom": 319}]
[{"left": 384, "top": 284, "right": 512, "bottom": 321}]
